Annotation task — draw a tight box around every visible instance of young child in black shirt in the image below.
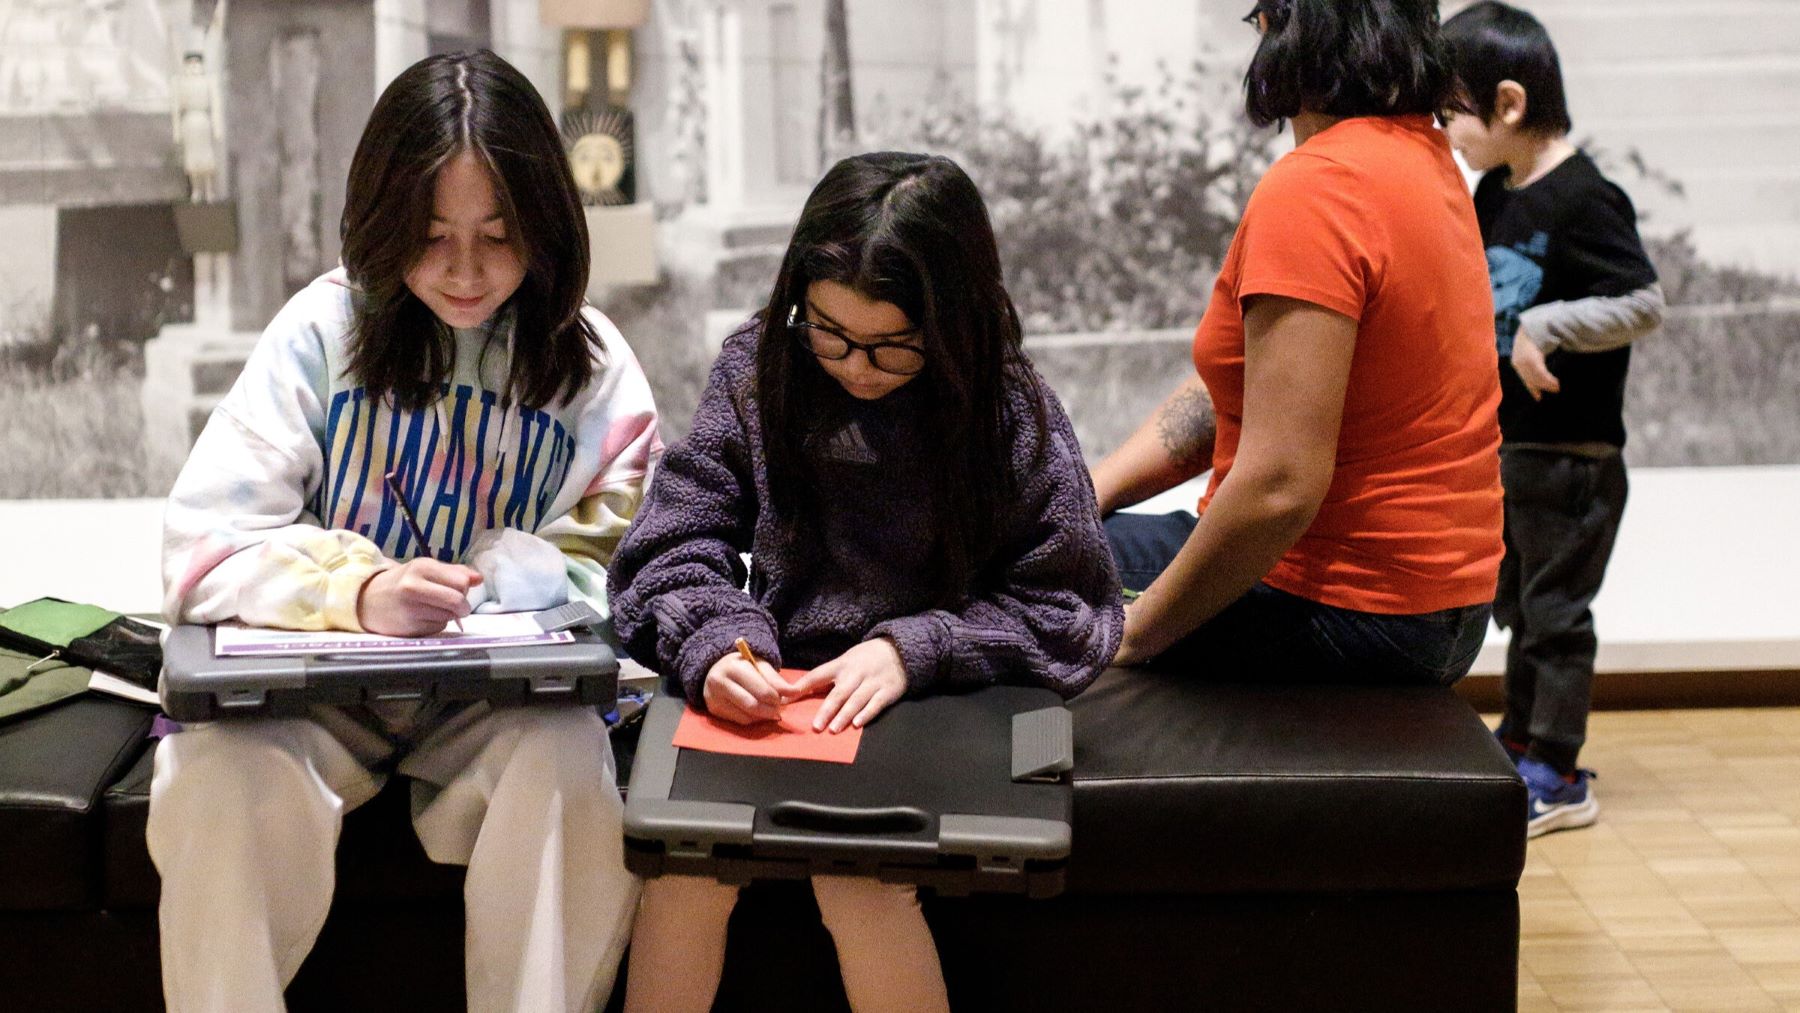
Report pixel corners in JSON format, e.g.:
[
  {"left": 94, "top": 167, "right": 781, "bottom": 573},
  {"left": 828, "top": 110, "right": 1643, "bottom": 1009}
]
[{"left": 1443, "top": 1, "right": 1665, "bottom": 837}]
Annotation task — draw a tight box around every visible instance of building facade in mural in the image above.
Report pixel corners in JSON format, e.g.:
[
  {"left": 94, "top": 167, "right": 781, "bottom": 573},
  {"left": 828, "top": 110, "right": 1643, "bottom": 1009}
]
[{"left": 0, "top": 0, "right": 1796, "bottom": 499}]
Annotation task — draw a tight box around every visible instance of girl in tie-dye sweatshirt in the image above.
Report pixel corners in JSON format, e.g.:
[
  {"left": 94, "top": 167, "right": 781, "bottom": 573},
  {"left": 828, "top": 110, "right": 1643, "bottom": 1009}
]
[
  {"left": 161, "top": 265, "right": 659, "bottom": 631},
  {"left": 150, "top": 51, "right": 654, "bottom": 1013}
]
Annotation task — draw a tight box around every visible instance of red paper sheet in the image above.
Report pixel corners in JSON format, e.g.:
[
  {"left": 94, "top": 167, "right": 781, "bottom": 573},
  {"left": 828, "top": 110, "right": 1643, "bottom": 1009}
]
[{"left": 671, "top": 671, "right": 863, "bottom": 764}]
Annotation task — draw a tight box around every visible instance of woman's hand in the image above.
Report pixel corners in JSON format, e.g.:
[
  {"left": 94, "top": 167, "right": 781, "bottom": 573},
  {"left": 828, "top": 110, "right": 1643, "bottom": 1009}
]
[
  {"left": 1112, "top": 600, "right": 1160, "bottom": 667},
  {"left": 357, "top": 558, "right": 483, "bottom": 636},
  {"left": 702, "top": 651, "right": 793, "bottom": 725},
  {"left": 784, "top": 638, "right": 908, "bottom": 733}
]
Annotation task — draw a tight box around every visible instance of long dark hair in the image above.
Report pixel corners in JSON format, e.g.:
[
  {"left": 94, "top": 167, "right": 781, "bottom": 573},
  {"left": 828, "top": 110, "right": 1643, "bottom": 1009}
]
[
  {"left": 756, "top": 152, "right": 1044, "bottom": 597},
  {"left": 1242, "top": 0, "right": 1468, "bottom": 127},
  {"left": 340, "top": 49, "right": 598, "bottom": 411}
]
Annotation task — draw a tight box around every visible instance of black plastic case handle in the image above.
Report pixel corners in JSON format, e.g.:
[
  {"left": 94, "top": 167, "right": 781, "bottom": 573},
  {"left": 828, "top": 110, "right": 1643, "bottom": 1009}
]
[{"left": 766, "top": 801, "right": 932, "bottom": 836}]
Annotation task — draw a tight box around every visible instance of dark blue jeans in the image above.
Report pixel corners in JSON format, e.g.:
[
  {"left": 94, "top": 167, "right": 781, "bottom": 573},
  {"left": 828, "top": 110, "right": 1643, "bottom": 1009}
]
[{"left": 1106, "top": 511, "right": 1491, "bottom": 687}]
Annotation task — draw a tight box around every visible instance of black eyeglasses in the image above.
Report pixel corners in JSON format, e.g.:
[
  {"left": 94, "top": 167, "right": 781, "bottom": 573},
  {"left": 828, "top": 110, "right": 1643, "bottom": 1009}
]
[
  {"left": 1242, "top": 2, "right": 1287, "bottom": 32},
  {"left": 787, "top": 306, "right": 927, "bottom": 376}
]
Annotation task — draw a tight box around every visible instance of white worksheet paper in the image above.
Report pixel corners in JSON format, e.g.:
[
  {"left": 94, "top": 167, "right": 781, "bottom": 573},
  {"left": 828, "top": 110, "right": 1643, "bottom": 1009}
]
[{"left": 213, "top": 613, "right": 575, "bottom": 657}]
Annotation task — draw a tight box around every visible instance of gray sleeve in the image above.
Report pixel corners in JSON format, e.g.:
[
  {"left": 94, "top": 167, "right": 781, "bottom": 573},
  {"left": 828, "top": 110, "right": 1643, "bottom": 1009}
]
[{"left": 1518, "top": 283, "right": 1666, "bottom": 355}]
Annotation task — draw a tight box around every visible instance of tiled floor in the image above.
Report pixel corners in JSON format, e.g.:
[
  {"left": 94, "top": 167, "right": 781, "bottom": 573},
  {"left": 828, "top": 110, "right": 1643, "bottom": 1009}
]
[{"left": 1507, "top": 707, "right": 1800, "bottom": 1011}]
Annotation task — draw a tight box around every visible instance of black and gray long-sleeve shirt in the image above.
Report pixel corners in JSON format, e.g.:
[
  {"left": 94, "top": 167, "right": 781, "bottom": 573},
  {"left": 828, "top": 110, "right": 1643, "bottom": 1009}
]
[
  {"left": 607, "top": 326, "right": 1123, "bottom": 709},
  {"left": 1475, "top": 151, "right": 1664, "bottom": 449}
]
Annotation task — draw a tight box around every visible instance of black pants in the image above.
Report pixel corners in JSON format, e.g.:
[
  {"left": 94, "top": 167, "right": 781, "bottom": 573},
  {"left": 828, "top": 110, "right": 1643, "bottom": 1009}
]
[
  {"left": 1104, "top": 511, "right": 1490, "bottom": 687},
  {"left": 1493, "top": 448, "right": 1628, "bottom": 774}
]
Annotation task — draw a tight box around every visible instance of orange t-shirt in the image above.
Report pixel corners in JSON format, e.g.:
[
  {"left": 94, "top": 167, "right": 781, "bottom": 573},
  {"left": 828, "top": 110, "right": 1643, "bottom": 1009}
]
[{"left": 1193, "top": 115, "right": 1503, "bottom": 614}]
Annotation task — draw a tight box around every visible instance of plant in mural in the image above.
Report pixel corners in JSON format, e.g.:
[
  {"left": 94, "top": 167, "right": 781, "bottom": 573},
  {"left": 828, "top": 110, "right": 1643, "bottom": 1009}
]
[{"left": 868, "top": 60, "right": 1276, "bottom": 334}]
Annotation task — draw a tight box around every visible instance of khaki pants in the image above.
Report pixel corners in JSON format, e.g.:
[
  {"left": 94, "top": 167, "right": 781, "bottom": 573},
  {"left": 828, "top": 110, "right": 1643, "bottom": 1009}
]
[{"left": 147, "top": 703, "right": 639, "bottom": 1013}]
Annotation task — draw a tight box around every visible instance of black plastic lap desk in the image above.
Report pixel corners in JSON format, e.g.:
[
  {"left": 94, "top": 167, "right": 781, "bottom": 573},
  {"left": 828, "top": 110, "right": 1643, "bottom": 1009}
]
[{"left": 624, "top": 685, "right": 1072, "bottom": 898}]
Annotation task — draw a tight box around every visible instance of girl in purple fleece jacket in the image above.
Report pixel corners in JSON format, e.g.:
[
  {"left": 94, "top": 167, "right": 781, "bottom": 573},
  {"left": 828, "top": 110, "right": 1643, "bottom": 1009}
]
[{"left": 608, "top": 152, "right": 1122, "bottom": 1012}]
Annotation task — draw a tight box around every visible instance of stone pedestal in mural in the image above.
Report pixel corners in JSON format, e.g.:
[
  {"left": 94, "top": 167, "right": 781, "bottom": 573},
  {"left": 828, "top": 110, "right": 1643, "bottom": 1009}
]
[
  {"left": 140, "top": 0, "right": 377, "bottom": 463},
  {"left": 140, "top": 321, "right": 261, "bottom": 453}
]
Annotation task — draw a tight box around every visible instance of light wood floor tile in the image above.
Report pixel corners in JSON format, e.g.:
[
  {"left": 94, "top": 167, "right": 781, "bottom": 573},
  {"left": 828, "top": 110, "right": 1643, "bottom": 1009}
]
[
  {"left": 1537, "top": 972, "right": 1670, "bottom": 1010},
  {"left": 1704, "top": 736, "right": 1797, "bottom": 760},
  {"left": 1716, "top": 926, "right": 1800, "bottom": 966},
  {"left": 1538, "top": 822, "right": 1647, "bottom": 867},
  {"left": 1629, "top": 745, "right": 1722, "bottom": 771},
  {"left": 1751, "top": 962, "right": 1800, "bottom": 999},
  {"left": 1686, "top": 896, "right": 1800, "bottom": 931},
  {"left": 1522, "top": 877, "right": 1580, "bottom": 906},
  {"left": 1632, "top": 950, "right": 1780, "bottom": 1010},
  {"left": 1562, "top": 862, "right": 1682, "bottom": 902},
  {"left": 1594, "top": 899, "right": 1715, "bottom": 953},
  {"left": 1525, "top": 897, "right": 1609, "bottom": 939},
  {"left": 1616, "top": 819, "right": 1733, "bottom": 860},
  {"left": 1683, "top": 793, "right": 1794, "bottom": 821},
  {"left": 1650, "top": 856, "right": 1755, "bottom": 877},
  {"left": 1523, "top": 939, "right": 1641, "bottom": 978},
  {"left": 1699, "top": 813, "right": 1800, "bottom": 834},
  {"left": 1507, "top": 707, "right": 1800, "bottom": 1011},
  {"left": 1675, "top": 709, "right": 1778, "bottom": 730},
  {"left": 1657, "top": 986, "right": 1781, "bottom": 1011},
  {"left": 1584, "top": 896, "right": 1697, "bottom": 928},
  {"left": 1618, "top": 931, "right": 1740, "bottom": 958},
  {"left": 1632, "top": 948, "right": 1765, "bottom": 989},
  {"left": 1518, "top": 969, "right": 1558, "bottom": 1011},
  {"left": 1727, "top": 757, "right": 1800, "bottom": 779},
  {"left": 1602, "top": 805, "right": 1695, "bottom": 826},
  {"left": 1762, "top": 876, "right": 1800, "bottom": 907}
]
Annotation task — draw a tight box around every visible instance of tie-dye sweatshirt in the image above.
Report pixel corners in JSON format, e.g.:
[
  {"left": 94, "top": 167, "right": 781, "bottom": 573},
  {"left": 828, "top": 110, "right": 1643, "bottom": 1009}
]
[
  {"left": 607, "top": 325, "right": 1123, "bottom": 707},
  {"left": 163, "top": 269, "right": 662, "bottom": 631}
]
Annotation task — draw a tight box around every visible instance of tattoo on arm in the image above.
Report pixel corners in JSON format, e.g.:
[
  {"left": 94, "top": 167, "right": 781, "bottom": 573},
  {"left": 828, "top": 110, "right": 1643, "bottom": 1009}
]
[{"left": 1155, "top": 384, "right": 1217, "bottom": 471}]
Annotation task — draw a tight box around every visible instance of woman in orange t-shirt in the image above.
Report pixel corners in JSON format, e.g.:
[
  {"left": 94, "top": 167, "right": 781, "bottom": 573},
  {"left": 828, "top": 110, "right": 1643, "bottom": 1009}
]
[{"left": 1090, "top": 0, "right": 1504, "bottom": 684}]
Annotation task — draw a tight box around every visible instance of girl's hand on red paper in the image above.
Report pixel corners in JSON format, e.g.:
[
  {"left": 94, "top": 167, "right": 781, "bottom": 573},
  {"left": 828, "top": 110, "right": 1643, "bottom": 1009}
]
[
  {"left": 785, "top": 637, "right": 907, "bottom": 733},
  {"left": 702, "top": 652, "right": 793, "bottom": 725},
  {"left": 357, "top": 558, "right": 482, "bottom": 636}
]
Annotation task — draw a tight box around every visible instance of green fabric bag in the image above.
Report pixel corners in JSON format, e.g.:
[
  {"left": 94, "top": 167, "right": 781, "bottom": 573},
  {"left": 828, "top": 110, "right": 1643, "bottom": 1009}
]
[
  {"left": 0, "top": 646, "right": 93, "bottom": 721},
  {"left": 0, "top": 598, "right": 118, "bottom": 646},
  {"left": 0, "top": 598, "right": 163, "bottom": 722}
]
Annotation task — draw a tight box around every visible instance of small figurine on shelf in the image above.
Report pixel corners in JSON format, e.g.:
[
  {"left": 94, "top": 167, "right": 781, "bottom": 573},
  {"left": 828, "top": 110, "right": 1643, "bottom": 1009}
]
[{"left": 175, "top": 52, "right": 218, "bottom": 202}]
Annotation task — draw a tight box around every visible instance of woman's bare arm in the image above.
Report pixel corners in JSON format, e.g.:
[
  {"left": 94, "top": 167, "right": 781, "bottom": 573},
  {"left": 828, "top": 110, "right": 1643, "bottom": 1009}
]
[
  {"left": 1114, "top": 296, "right": 1355, "bottom": 663},
  {"left": 1089, "top": 374, "right": 1217, "bottom": 515}
]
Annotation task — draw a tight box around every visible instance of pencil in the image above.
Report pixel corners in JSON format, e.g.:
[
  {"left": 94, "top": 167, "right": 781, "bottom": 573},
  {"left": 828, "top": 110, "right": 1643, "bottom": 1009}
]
[
  {"left": 733, "top": 637, "right": 758, "bottom": 667},
  {"left": 383, "top": 470, "right": 464, "bottom": 632}
]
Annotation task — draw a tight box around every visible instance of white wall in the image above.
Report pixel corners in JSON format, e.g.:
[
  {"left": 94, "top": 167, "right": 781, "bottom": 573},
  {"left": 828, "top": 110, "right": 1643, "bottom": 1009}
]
[
  {"left": 0, "top": 206, "right": 56, "bottom": 341},
  {"left": 1491, "top": 0, "right": 1800, "bottom": 277}
]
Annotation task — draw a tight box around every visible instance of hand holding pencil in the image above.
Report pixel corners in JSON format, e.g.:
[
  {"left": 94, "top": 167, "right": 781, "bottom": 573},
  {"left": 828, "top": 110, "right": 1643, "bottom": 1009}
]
[
  {"left": 356, "top": 558, "right": 484, "bottom": 637},
  {"left": 353, "top": 471, "right": 484, "bottom": 637},
  {"left": 701, "top": 637, "right": 793, "bottom": 725}
]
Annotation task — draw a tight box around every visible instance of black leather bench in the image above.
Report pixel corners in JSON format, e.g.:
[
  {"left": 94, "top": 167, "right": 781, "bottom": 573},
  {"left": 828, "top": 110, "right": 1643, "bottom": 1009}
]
[{"left": 0, "top": 667, "right": 1524, "bottom": 1011}]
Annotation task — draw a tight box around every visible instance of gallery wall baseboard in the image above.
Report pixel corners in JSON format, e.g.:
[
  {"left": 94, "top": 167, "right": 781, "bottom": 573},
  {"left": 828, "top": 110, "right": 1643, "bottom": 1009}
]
[{"left": 1457, "top": 669, "right": 1800, "bottom": 713}]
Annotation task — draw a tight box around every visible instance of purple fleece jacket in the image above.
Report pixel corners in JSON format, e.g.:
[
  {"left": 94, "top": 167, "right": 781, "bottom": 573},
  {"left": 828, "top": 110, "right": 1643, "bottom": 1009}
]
[{"left": 607, "top": 326, "right": 1123, "bottom": 707}]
